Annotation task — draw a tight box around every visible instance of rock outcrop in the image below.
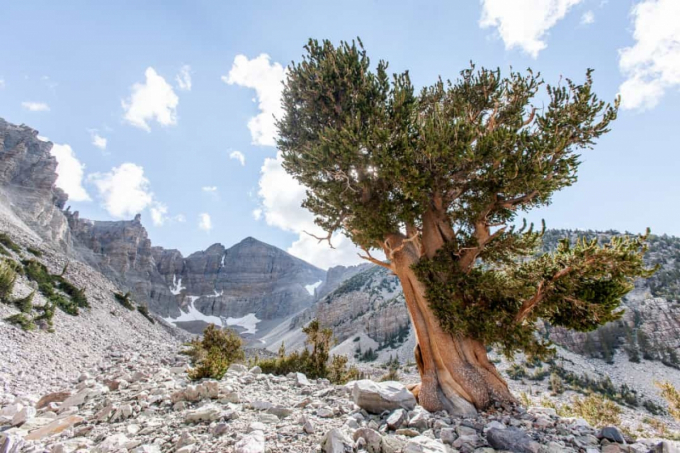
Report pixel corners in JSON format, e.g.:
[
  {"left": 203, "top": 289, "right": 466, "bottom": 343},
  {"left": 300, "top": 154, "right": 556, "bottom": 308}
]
[{"left": 0, "top": 118, "right": 70, "bottom": 247}]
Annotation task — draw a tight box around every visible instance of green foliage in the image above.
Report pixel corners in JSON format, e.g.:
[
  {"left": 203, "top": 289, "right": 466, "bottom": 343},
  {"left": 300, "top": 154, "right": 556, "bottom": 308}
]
[
  {"left": 358, "top": 347, "right": 378, "bottom": 362},
  {"left": 13, "top": 291, "right": 34, "bottom": 314},
  {"left": 137, "top": 304, "right": 155, "bottom": 323},
  {"left": 256, "top": 320, "right": 359, "bottom": 384},
  {"left": 186, "top": 324, "right": 245, "bottom": 380},
  {"left": 379, "top": 356, "right": 401, "bottom": 382},
  {"left": 26, "top": 247, "right": 43, "bottom": 257},
  {"left": 0, "top": 260, "right": 17, "bottom": 302},
  {"left": 22, "top": 260, "right": 88, "bottom": 316},
  {"left": 0, "top": 233, "right": 21, "bottom": 254},
  {"left": 114, "top": 292, "right": 135, "bottom": 310},
  {"left": 4, "top": 313, "right": 36, "bottom": 331},
  {"left": 277, "top": 39, "right": 649, "bottom": 360}
]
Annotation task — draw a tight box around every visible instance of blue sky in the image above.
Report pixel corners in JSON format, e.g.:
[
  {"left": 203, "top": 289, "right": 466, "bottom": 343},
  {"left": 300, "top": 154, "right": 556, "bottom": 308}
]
[{"left": 1, "top": 0, "right": 678, "bottom": 269}]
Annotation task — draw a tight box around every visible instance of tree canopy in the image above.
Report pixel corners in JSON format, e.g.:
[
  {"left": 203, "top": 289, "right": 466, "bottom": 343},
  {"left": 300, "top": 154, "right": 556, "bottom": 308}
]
[{"left": 277, "top": 38, "right": 653, "bottom": 359}]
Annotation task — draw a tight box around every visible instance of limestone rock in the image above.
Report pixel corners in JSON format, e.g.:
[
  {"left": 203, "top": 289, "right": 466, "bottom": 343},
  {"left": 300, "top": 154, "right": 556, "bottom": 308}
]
[{"left": 349, "top": 380, "right": 416, "bottom": 414}]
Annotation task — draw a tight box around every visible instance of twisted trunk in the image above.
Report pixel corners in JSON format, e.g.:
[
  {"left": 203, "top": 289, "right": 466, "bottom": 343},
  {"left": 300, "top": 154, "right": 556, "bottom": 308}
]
[{"left": 385, "top": 221, "right": 515, "bottom": 415}]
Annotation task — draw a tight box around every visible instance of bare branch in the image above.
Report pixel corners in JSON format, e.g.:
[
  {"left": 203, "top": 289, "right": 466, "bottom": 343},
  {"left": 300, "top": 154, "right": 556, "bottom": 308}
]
[
  {"left": 522, "top": 107, "right": 537, "bottom": 127},
  {"left": 358, "top": 247, "right": 394, "bottom": 271},
  {"left": 303, "top": 230, "right": 335, "bottom": 249}
]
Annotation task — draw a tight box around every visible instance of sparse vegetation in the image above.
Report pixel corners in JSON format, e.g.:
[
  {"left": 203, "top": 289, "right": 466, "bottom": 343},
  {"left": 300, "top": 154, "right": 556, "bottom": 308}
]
[
  {"left": 22, "top": 259, "right": 89, "bottom": 315},
  {"left": 657, "top": 381, "right": 680, "bottom": 421},
  {"left": 0, "top": 259, "right": 17, "bottom": 302},
  {"left": 114, "top": 291, "right": 135, "bottom": 310},
  {"left": 256, "top": 319, "right": 360, "bottom": 384},
  {"left": 137, "top": 304, "right": 155, "bottom": 323},
  {"left": 13, "top": 291, "right": 35, "bottom": 314},
  {"left": 569, "top": 394, "right": 622, "bottom": 427},
  {"left": 186, "top": 324, "right": 245, "bottom": 381},
  {"left": 0, "top": 233, "right": 21, "bottom": 254},
  {"left": 26, "top": 247, "right": 43, "bottom": 257},
  {"left": 4, "top": 313, "right": 36, "bottom": 331}
]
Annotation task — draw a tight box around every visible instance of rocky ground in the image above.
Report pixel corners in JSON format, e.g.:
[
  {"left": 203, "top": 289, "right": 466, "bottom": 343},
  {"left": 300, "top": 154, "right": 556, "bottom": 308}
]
[{"left": 2, "top": 349, "right": 680, "bottom": 453}]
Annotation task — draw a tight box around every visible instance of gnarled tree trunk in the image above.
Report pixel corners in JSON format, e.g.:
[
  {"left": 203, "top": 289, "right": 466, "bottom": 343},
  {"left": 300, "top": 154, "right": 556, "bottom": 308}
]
[{"left": 385, "top": 227, "right": 516, "bottom": 415}]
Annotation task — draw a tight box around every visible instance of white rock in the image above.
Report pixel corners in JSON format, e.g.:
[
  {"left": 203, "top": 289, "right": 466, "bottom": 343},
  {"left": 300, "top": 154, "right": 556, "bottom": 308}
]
[
  {"left": 322, "top": 428, "right": 353, "bottom": 453},
  {"left": 403, "top": 436, "right": 448, "bottom": 453},
  {"left": 93, "top": 433, "right": 129, "bottom": 453},
  {"left": 296, "top": 372, "right": 311, "bottom": 386},
  {"left": 185, "top": 404, "right": 222, "bottom": 423},
  {"left": 11, "top": 406, "right": 36, "bottom": 426},
  {"left": 235, "top": 430, "right": 265, "bottom": 453},
  {"left": 349, "top": 380, "right": 416, "bottom": 414}
]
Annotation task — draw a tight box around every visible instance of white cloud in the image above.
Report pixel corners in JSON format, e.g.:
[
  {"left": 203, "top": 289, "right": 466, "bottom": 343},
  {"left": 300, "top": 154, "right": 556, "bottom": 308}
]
[
  {"left": 229, "top": 150, "right": 246, "bottom": 166},
  {"left": 581, "top": 10, "right": 595, "bottom": 25},
  {"left": 479, "top": 0, "right": 584, "bottom": 58},
  {"left": 150, "top": 202, "right": 168, "bottom": 226},
  {"left": 619, "top": 0, "right": 680, "bottom": 111},
  {"left": 223, "top": 54, "right": 286, "bottom": 146},
  {"left": 122, "top": 67, "right": 179, "bottom": 131},
  {"left": 198, "top": 213, "right": 212, "bottom": 232},
  {"left": 92, "top": 133, "right": 107, "bottom": 150},
  {"left": 22, "top": 102, "right": 50, "bottom": 112},
  {"left": 253, "top": 151, "right": 376, "bottom": 269},
  {"left": 202, "top": 186, "right": 218, "bottom": 192},
  {"left": 176, "top": 65, "right": 192, "bottom": 91},
  {"left": 89, "top": 163, "right": 155, "bottom": 218},
  {"left": 50, "top": 143, "right": 91, "bottom": 202}
]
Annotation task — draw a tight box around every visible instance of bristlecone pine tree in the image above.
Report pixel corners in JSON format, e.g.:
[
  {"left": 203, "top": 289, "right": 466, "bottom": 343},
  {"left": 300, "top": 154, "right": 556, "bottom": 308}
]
[{"left": 277, "top": 38, "right": 654, "bottom": 415}]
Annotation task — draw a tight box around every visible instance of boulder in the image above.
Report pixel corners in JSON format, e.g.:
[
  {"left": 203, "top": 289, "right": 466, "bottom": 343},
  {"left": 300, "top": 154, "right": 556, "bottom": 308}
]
[
  {"left": 185, "top": 404, "right": 222, "bottom": 423},
  {"left": 235, "top": 430, "right": 265, "bottom": 453},
  {"left": 349, "top": 380, "right": 416, "bottom": 414},
  {"left": 386, "top": 408, "right": 407, "bottom": 430},
  {"left": 25, "top": 415, "right": 85, "bottom": 441},
  {"left": 35, "top": 391, "right": 72, "bottom": 409},
  {"left": 353, "top": 428, "right": 382, "bottom": 453},
  {"left": 486, "top": 428, "right": 540, "bottom": 453},
  {"left": 322, "top": 428, "right": 353, "bottom": 453},
  {"left": 599, "top": 426, "right": 625, "bottom": 444},
  {"left": 403, "top": 436, "right": 448, "bottom": 453}
]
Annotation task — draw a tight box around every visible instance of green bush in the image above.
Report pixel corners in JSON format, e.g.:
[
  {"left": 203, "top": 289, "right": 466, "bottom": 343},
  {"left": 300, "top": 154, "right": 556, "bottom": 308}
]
[
  {"left": 0, "top": 260, "right": 17, "bottom": 302},
  {"left": 186, "top": 324, "right": 245, "bottom": 380},
  {"left": 255, "top": 319, "right": 359, "bottom": 384},
  {"left": 137, "top": 304, "right": 155, "bottom": 323},
  {"left": 114, "top": 292, "right": 135, "bottom": 310},
  {"left": 26, "top": 247, "right": 43, "bottom": 257},
  {"left": 33, "top": 302, "right": 56, "bottom": 331},
  {"left": 5, "top": 313, "right": 36, "bottom": 331},
  {"left": 13, "top": 291, "right": 35, "bottom": 314},
  {"left": 22, "top": 259, "right": 88, "bottom": 315},
  {"left": 569, "top": 394, "right": 622, "bottom": 427},
  {"left": 0, "top": 233, "right": 21, "bottom": 254}
]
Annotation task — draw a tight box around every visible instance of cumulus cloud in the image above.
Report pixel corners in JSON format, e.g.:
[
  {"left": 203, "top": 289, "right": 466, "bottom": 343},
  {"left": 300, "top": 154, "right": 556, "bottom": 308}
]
[
  {"left": 50, "top": 143, "right": 91, "bottom": 202},
  {"left": 176, "top": 65, "right": 192, "bottom": 91},
  {"left": 253, "top": 151, "right": 376, "bottom": 269},
  {"left": 619, "top": 0, "right": 680, "bottom": 111},
  {"left": 581, "top": 10, "right": 595, "bottom": 25},
  {"left": 92, "top": 133, "right": 107, "bottom": 150},
  {"left": 202, "top": 186, "right": 218, "bottom": 193},
  {"left": 22, "top": 102, "right": 50, "bottom": 112},
  {"left": 223, "top": 54, "right": 286, "bottom": 146},
  {"left": 229, "top": 150, "right": 246, "bottom": 166},
  {"left": 89, "top": 163, "right": 154, "bottom": 218},
  {"left": 122, "top": 68, "right": 179, "bottom": 131},
  {"left": 479, "top": 0, "right": 584, "bottom": 58},
  {"left": 198, "top": 213, "right": 212, "bottom": 232}
]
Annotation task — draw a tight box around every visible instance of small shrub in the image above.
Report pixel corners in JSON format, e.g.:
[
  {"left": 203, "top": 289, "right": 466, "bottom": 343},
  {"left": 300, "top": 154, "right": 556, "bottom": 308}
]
[
  {"left": 570, "top": 394, "right": 622, "bottom": 428},
  {"left": 114, "top": 292, "right": 135, "bottom": 310},
  {"left": 0, "top": 260, "right": 17, "bottom": 302},
  {"left": 137, "top": 304, "right": 155, "bottom": 323},
  {"left": 22, "top": 259, "right": 87, "bottom": 315},
  {"left": 33, "top": 302, "right": 56, "bottom": 331},
  {"left": 187, "top": 324, "right": 245, "bottom": 380},
  {"left": 255, "top": 319, "right": 357, "bottom": 384},
  {"left": 13, "top": 291, "right": 35, "bottom": 314},
  {"left": 0, "top": 233, "right": 21, "bottom": 254},
  {"left": 507, "top": 363, "right": 528, "bottom": 380},
  {"left": 26, "top": 247, "right": 43, "bottom": 257},
  {"left": 5, "top": 313, "right": 36, "bottom": 331},
  {"left": 657, "top": 381, "right": 680, "bottom": 421},
  {"left": 549, "top": 372, "right": 564, "bottom": 395},
  {"left": 643, "top": 399, "right": 666, "bottom": 416}
]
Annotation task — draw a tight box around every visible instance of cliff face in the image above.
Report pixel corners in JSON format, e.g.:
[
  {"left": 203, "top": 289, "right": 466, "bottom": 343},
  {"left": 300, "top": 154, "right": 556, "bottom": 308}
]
[
  {"left": 0, "top": 118, "right": 70, "bottom": 247},
  {"left": 67, "top": 210, "right": 326, "bottom": 334}
]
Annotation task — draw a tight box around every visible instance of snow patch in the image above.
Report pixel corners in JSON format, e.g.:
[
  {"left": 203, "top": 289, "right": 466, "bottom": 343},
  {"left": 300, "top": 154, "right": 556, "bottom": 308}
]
[
  {"left": 169, "top": 275, "right": 185, "bottom": 295},
  {"left": 305, "top": 280, "right": 322, "bottom": 296},
  {"left": 163, "top": 296, "right": 223, "bottom": 327},
  {"left": 206, "top": 289, "right": 223, "bottom": 298},
  {"left": 224, "top": 313, "right": 260, "bottom": 335}
]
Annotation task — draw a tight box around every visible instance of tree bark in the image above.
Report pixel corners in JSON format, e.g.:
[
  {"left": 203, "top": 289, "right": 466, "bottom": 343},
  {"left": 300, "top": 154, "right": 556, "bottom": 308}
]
[{"left": 386, "top": 234, "right": 516, "bottom": 415}]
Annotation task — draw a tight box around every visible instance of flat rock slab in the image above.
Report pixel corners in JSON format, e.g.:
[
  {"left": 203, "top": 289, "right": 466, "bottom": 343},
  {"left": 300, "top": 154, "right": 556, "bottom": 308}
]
[{"left": 25, "top": 415, "right": 85, "bottom": 441}]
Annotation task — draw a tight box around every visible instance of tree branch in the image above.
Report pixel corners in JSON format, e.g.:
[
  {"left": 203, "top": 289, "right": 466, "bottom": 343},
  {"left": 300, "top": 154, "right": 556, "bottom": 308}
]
[
  {"left": 303, "top": 230, "right": 336, "bottom": 249},
  {"left": 358, "top": 247, "right": 394, "bottom": 271}
]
